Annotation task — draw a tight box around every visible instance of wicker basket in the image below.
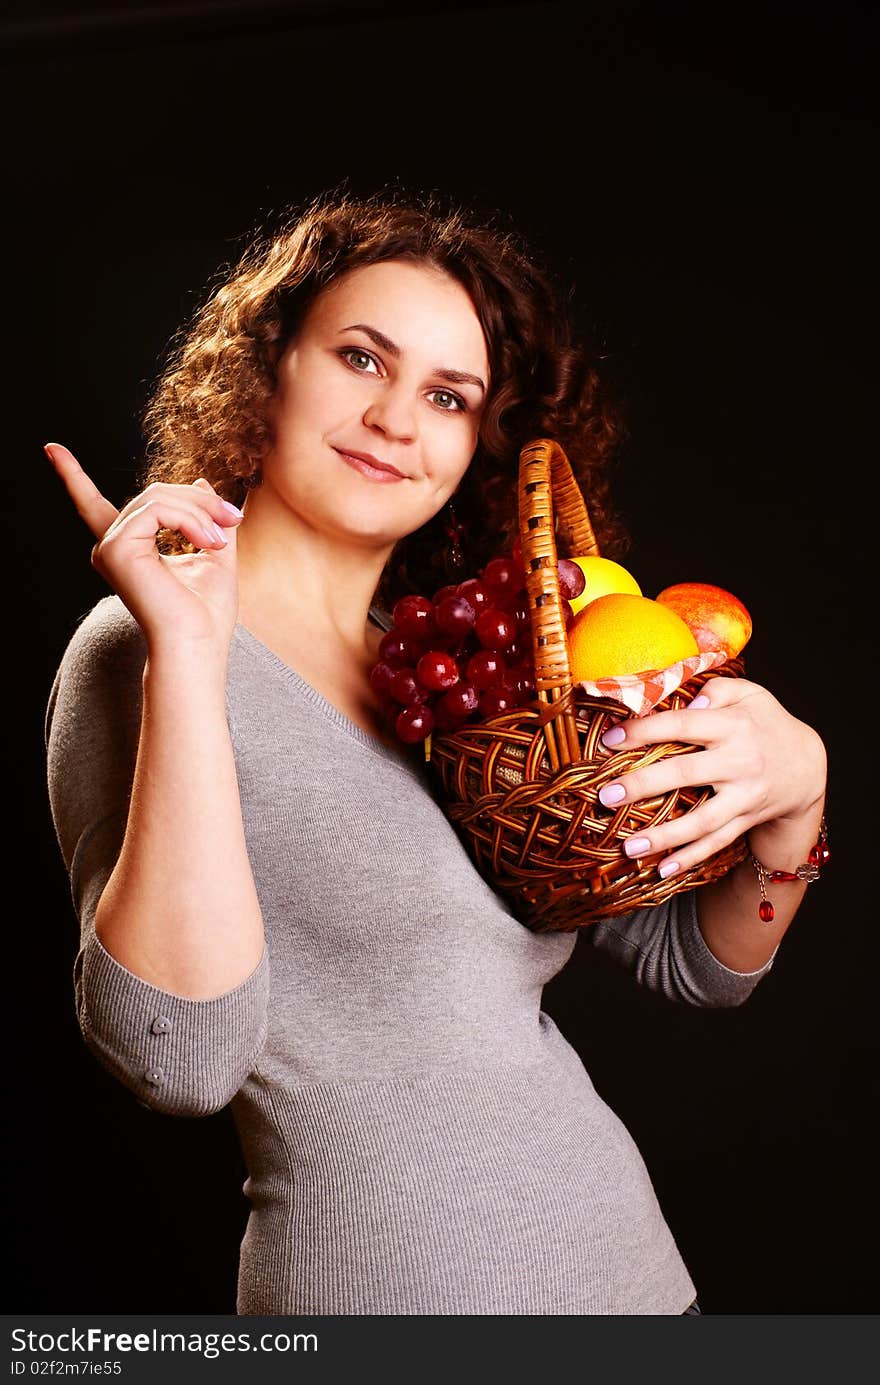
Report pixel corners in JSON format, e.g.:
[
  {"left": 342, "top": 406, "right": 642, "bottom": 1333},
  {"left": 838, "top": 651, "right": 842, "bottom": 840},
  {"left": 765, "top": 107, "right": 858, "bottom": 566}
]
[{"left": 427, "top": 436, "right": 749, "bottom": 932}]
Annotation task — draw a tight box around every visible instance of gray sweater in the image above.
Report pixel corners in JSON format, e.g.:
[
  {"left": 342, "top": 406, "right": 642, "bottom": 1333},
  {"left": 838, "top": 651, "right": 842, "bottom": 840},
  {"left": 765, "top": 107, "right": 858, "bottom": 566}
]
[{"left": 45, "top": 594, "right": 778, "bottom": 1315}]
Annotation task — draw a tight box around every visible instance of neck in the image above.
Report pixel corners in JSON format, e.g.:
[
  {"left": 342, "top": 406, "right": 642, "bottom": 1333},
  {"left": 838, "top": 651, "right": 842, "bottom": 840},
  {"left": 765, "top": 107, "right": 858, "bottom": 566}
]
[{"left": 236, "top": 484, "right": 394, "bottom": 653}]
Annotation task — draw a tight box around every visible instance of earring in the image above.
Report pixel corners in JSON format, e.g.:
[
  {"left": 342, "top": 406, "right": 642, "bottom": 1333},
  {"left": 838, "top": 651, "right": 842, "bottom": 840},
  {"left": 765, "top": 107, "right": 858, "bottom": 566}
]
[
  {"left": 241, "top": 467, "right": 262, "bottom": 491},
  {"left": 442, "top": 498, "right": 467, "bottom": 580}
]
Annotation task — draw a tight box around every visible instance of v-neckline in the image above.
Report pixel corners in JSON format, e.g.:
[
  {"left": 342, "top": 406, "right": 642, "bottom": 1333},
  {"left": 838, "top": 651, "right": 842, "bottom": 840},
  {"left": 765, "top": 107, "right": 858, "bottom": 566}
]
[{"left": 231, "top": 607, "right": 424, "bottom": 775}]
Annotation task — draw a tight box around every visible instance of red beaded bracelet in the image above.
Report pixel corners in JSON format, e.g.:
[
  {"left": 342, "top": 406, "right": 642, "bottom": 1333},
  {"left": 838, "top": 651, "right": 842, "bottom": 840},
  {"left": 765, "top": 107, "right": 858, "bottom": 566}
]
[{"left": 748, "top": 813, "right": 830, "bottom": 921}]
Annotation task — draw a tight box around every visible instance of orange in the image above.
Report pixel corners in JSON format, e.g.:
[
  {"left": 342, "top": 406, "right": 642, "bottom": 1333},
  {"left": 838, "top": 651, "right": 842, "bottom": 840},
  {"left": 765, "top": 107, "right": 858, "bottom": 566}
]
[
  {"left": 568, "top": 593, "right": 700, "bottom": 680},
  {"left": 568, "top": 555, "right": 641, "bottom": 617}
]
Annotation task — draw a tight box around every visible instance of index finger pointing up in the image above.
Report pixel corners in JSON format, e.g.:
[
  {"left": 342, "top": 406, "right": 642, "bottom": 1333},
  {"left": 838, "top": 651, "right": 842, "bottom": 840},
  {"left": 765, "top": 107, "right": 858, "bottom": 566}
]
[{"left": 45, "top": 443, "right": 120, "bottom": 540}]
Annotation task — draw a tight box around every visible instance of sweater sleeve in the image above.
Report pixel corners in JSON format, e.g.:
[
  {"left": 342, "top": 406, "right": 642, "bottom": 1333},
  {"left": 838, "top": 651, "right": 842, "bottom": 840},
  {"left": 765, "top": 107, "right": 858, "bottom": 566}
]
[
  {"left": 587, "top": 884, "right": 779, "bottom": 1007},
  {"left": 45, "top": 595, "right": 271, "bottom": 1118}
]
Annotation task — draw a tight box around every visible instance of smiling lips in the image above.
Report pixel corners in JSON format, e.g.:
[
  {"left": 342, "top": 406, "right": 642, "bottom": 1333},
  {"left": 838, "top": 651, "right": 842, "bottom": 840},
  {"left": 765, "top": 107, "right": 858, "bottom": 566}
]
[{"left": 335, "top": 447, "right": 407, "bottom": 482}]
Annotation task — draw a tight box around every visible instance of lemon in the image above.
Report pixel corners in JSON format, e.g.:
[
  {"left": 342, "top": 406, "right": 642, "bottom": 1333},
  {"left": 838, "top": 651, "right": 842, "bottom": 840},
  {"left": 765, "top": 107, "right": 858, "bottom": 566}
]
[
  {"left": 568, "top": 556, "right": 642, "bottom": 617},
  {"left": 568, "top": 592, "right": 699, "bottom": 681}
]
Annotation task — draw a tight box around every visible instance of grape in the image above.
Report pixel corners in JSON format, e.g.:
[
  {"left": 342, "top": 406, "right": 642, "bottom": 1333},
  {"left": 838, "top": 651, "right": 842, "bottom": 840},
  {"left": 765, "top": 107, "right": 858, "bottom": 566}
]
[
  {"left": 393, "top": 594, "right": 437, "bottom": 641},
  {"left": 432, "top": 699, "right": 467, "bottom": 733},
  {"left": 475, "top": 607, "right": 518, "bottom": 651},
  {"left": 465, "top": 648, "right": 507, "bottom": 690},
  {"left": 395, "top": 703, "right": 435, "bottom": 744},
  {"left": 479, "top": 686, "right": 516, "bottom": 718},
  {"left": 374, "top": 543, "right": 549, "bottom": 745},
  {"left": 416, "top": 650, "right": 460, "bottom": 692},
  {"left": 379, "top": 631, "right": 423, "bottom": 667},
  {"left": 369, "top": 661, "right": 397, "bottom": 696},
  {"left": 435, "top": 594, "right": 476, "bottom": 640},
  {"left": 389, "top": 667, "right": 430, "bottom": 705},
  {"left": 437, "top": 682, "right": 479, "bottom": 721},
  {"left": 558, "top": 558, "right": 587, "bottom": 601},
  {"left": 425, "top": 631, "right": 461, "bottom": 656},
  {"left": 456, "top": 577, "right": 493, "bottom": 616},
  {"left": 482, "top": 556, "right": 522, "bottom": 604},
  {"left": 505, "top": 637, "right": 524, "bottom": 662},
  {"left": 511, "top": 595, "right": 530, "bottom": 628},
  {"left": 512, "top": 659, "right": 537, "bottom": 697},
  {"left": 500, "top": 664, "right": 537, "bottom": 704},
  {"left": 493, "top": 587, "right": 524, "bottom": 615},
  {"left": 560, "top": 597, "right": 574, "bottom": 627}
]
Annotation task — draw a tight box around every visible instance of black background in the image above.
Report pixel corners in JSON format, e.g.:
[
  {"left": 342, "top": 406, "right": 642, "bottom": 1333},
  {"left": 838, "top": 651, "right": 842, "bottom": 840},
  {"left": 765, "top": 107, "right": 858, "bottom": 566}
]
[{"left": 5, "top": 0, "right": 877, "bottom": 1314}]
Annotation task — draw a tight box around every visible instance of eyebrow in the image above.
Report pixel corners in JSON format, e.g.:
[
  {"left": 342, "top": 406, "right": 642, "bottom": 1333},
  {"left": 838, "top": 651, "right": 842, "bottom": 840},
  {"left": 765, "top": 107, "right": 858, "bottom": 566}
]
[{"left": 339, "top": 323, "right": 487, "bottom": 394}]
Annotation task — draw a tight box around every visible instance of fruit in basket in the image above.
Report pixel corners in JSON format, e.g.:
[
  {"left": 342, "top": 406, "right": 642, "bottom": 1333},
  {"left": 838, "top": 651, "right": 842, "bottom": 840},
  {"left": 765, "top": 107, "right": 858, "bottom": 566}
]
[
  {"left": 568, "top": 556, "right": 642, "bottom": 617},
  {"left": 372, "top": 569, "right": 539, "bottom": 745},
  {"left": 568, "top": 593, "right": 699, "bottom": 681},
  {"left": 395, "top": 702, "right": 435, "bottom": 744},
  {"left": 655, "top": 582, "right": 751, "bottom": 659},
  {"left": 416, "top": 650, "right": 461, "bottom": 691},
  {"left": 435, "top": 593, "right": 477, "bottom": 640},
  {"left": 392, "top": 594, "right": 437, "bottom": 640},
  {"left": 374, "top": 550, "right": 744, "bottom": 746},
  {"left": 475, "top": 607, "right": 518, "bottom": 651}
]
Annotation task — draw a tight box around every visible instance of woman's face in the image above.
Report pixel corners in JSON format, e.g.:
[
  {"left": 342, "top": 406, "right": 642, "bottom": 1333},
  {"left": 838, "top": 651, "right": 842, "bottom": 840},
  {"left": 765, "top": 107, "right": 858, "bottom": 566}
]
[{"left": 264, "top": 258, "right": 491, "bottom": 547}]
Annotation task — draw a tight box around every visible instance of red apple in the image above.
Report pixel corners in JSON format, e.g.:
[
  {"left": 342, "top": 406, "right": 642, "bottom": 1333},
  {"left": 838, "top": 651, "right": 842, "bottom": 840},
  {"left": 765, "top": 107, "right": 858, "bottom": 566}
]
[{"left": 654, "top": 582, "right": 752, "bottom": 659}]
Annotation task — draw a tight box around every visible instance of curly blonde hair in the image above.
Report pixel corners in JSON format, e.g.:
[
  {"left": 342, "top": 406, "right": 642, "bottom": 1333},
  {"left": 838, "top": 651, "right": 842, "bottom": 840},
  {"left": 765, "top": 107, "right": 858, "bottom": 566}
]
[{"left": 138, "top": 185, "right": 632, "bottom": 610}]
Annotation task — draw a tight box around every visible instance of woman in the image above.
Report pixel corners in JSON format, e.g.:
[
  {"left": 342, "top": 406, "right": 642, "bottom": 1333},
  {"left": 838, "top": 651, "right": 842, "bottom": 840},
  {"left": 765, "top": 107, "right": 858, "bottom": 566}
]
[{"left": 44, "top": 189, "right": 828, "bottom": 1315}]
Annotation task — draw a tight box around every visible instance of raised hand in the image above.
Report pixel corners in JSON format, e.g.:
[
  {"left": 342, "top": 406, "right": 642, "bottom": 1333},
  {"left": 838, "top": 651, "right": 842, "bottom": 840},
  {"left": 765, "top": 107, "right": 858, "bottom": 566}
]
[{"left": 45, "top": 442, "right": 245, "bottom": 659}]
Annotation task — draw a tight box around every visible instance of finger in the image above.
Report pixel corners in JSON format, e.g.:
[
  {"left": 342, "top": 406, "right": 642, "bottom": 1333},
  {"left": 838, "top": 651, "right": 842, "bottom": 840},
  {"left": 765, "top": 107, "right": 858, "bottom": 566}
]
[
  {"left": 190, "top": 476, "right": 244, "bottom": 527},
  {"left": 96, "top": 497, "right": 230, "bottom": 566},
  {"left": 597, "top": 746, "right": 724, "bottom": 810},
  {"left": 648, "top": 812, "right": 750, "bottom": 881},
  {"left": 45, "top": 442, "right": 119, "bottom": 540},
  {"left": 687, "top": 674, "right": 761, "bottom": 708},
  {"left": 620, "top": 794, "right": 744, "bottom": 863},
  {"left": 601, "top": 677, "right": 760, "bottom": 751},
  {"left": 117, "top": 480, "right": 242, "bottom": 543},
  {"left": 601, "top": 704, "right": 723, "bottom": 751}
]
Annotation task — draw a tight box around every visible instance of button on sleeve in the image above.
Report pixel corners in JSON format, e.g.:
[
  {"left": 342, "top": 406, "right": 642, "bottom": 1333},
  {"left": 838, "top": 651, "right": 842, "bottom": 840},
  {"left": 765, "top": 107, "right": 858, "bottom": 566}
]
[
  {"left": 47, "top": 597, "right": 271, "bottom": 1118},
  {"left": 74, "top": 923, "right": 271, "bottom": 1117}
]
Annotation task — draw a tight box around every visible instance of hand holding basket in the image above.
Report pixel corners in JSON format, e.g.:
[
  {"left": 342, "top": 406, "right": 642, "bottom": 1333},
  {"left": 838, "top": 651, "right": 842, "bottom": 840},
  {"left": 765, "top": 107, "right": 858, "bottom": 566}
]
[{"left": 427, "top": 437, "right": 749, "bottom": 932}]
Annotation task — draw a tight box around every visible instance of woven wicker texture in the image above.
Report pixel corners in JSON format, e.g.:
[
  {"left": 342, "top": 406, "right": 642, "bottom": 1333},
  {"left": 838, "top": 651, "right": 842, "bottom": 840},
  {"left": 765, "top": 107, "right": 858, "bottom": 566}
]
[{"left": 428, "top": 438, "right": 748, "bottom": 932}]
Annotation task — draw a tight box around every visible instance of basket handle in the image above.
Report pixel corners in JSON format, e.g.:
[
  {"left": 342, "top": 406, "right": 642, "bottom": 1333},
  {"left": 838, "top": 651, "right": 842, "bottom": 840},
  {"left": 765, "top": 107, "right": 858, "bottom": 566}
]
[{"left": 518, "top": 438, "right": 600, "bottom": 771}]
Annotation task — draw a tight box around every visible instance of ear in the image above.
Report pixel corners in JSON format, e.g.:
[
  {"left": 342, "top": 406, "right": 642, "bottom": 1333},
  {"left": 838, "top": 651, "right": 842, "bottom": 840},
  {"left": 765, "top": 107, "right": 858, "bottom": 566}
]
[{"left": 265, "top": 335, "right": 285, "bottom": 372}]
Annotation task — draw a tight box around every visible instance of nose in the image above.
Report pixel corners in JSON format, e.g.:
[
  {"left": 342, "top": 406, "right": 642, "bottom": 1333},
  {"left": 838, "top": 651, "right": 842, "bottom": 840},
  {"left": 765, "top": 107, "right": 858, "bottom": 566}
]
[{"left": 362, "top": 382, "right": 417, "bottom": 443}]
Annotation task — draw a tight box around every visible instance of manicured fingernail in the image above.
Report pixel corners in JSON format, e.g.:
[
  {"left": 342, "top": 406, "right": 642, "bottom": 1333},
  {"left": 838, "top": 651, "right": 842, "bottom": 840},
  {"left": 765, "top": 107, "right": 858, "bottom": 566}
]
[
  {"left": 658, "top": 859, "right": 680, "bottom": 878},
  {"left": 602, "top": 724, "right": 626, "bottom": 747},
  {"left": 625, "top": 836, "right": 652, "bottom": 857},
  {"left": 205, "top": 522, "right": 227, "bottom": 546},
  {"left": 220, "top": 500, "right": 244, "bottom": 519},
  {"left": 689, "top": 694, "right": 710, "bottom": 709},
  {"left": 599, "top": 783, "right": 626, "bottom": 807}
]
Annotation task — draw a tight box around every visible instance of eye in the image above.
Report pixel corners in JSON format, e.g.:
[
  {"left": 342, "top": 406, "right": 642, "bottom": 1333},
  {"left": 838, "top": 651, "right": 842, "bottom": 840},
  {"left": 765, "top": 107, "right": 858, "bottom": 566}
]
[
  {"left": 338, "top": 347, "right": 468, "bottom": 414},
  {"left": 339, "top": 347, "right": 380, "bottom": 375},
  {"left": 428, "top": 388, "right": 468, "bottom": 414}
]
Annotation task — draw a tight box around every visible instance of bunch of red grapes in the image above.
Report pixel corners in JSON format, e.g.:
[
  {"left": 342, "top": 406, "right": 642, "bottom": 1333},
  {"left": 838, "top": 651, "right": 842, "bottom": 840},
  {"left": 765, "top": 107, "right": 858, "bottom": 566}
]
[{"left": 371, "top": 543, "right": 587, "bottom": 745}]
